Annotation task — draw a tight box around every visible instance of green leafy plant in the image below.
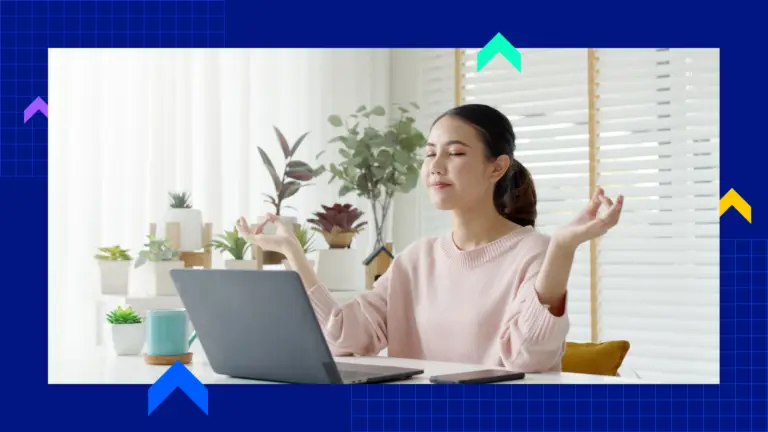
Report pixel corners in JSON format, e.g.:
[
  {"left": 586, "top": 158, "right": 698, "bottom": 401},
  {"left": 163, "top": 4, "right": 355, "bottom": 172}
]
[
  {"left": 307, "top": 203, "right": 367, "bottom": 248},
  {"left": 258, "top": 126, "right": 325, "bottom": 216},
  {"left": 94, "top": 245, "right": 133, "bottom": 261},
  {"left": 293, "top": 223, "right": 317, "bottom": 254},
  {"left": 319, "top": 103, "right": 426, "bottom": 249},
  {"left": 210, "top": 225, "right": 251, "bottom": 260},
  {"left": 168, "top": 191, "right": 193, "bottom": 209},
  {"left": 134, "top": 234, "right": 180, "bottom": 268},
  {"left": 106, "top": 306, "right": 143, "bottom": 324}
]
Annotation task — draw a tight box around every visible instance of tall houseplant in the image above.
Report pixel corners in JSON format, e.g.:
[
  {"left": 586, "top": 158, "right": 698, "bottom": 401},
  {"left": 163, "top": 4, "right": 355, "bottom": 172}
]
[
  {"left": 257, "top": 126, "right": 324, "bottom": 265},
  {"left": 320, "top": 103, "right": 425, "bottom": 252},
  {"left": 258, "top": 126, "right": 325, "bottom": 219}
]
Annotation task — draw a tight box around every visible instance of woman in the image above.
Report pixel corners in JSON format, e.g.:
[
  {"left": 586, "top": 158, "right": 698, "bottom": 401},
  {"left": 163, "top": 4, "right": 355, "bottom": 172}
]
[{"left": 237, "top": 104, "right": 623, "bottom": 373}]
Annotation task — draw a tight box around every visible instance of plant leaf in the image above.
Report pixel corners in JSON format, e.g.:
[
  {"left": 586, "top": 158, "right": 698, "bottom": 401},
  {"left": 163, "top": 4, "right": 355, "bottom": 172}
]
[
  {"left": 328, "top": 115, "right": 343, "bottom": 127},
  {"left": 370, "top": 105, "right": 386, "bottom": 116},
  {"left": 258, "top": 147, "right": 282, "bottom": 193},
  {"left": 273, "top": 126, "right": 291, "bottom": 159},
  {"left": 285, "top": 169, "right": 313, "bottom": 181},
  {"left": 280, "top": 181, "right": 302, "bottom": 200},
  {"left": 286, "top": 160, "right": 313, "bottom": 172},
  {"left": 290, "top": 131, "right": 310, "bottom": 157}
]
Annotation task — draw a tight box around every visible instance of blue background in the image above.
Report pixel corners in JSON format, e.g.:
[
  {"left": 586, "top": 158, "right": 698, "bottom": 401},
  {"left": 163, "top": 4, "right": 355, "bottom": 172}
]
[{"left": 2, "top": 0, "right": 762, "bottom": 430}]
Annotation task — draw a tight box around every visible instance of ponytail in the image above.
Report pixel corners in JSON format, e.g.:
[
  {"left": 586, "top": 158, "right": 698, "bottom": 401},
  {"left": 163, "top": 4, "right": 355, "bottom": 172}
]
[{"left": 493, "top": 160, "right": 537, "bottom": 227}]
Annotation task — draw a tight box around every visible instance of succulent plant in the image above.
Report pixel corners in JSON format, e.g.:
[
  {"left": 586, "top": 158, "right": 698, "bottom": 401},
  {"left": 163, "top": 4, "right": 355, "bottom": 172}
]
[
  {"left": 106, "top": 306, "right": 143, "bottom": 324},
  {"left": 210, "top": 225, "right": 251, "bottom": 260},
  {"left": 168, "top": 191, "right": 193, "bottom": 209},
  {"left": 134, "top": 234, "right": 180, "bottom": 268},
  {"left": 94, "top": 245, "right": 133, "bottom": 261},
  {"left": 307, "top": 203, "right": 367, "bottom": 248},
  {"left": 258, "top": 126, "right": 325, "bottom": 216},
  {"left": 294, "top": 223, "right": 317, "bottom": 254}
]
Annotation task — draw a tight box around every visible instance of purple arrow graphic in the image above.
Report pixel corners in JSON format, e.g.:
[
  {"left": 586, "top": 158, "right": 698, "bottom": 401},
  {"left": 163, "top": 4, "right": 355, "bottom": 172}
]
[{"left": 24, "top": 97, "right": 48, "bottom": 123}]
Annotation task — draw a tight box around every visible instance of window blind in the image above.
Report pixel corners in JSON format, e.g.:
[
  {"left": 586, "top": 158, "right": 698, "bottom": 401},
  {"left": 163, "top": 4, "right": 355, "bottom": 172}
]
[{"left": 593, "top": 48, "right": 720, "bottom": 383}]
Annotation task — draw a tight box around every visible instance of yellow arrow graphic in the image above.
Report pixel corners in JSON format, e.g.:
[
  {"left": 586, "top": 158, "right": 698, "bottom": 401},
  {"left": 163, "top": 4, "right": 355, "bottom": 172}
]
[{"left": 720, "top": 188, "right": 752, "bottom": 223}]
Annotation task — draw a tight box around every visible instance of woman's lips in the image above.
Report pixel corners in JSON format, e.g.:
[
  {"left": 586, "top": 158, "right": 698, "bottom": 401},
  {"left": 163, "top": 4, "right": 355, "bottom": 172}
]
[{"left": 430, "top": 182, "right": 452, "bottom": 190}]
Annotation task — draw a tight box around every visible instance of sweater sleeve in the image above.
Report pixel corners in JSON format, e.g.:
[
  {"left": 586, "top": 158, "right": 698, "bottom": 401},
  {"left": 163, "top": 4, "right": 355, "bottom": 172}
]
[
  {"left": 498, "top": 253, "right": 570, "bottom": 373},
  {"left": 305, "top": 265, "right": 393, "bottom": 357}
]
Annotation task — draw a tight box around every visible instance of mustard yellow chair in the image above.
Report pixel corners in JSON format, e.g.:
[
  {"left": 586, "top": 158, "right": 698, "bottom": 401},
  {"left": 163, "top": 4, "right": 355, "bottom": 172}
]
[{"left": 561, "top": 340, "right": 631, "bottom": 377}]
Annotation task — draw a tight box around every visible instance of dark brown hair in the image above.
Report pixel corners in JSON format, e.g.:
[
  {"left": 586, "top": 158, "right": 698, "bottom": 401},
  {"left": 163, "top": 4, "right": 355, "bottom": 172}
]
[{"left": 432, "top": 104, "right": 537, "bottom": 227}]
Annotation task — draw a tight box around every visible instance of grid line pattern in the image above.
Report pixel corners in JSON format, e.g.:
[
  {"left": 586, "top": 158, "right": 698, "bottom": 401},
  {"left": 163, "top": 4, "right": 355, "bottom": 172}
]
[
  {"left": 349, "top": 239, "right": 767, "bottom": 431},
  {"left": 0, "top": 0, "right": 225, "bottom": 178}
]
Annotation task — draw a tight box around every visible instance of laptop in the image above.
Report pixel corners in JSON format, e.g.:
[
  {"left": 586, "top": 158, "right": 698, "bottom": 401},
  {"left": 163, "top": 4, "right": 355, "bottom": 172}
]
[{"left": 169, "top": 268, "right": 424, "bottom": 384}]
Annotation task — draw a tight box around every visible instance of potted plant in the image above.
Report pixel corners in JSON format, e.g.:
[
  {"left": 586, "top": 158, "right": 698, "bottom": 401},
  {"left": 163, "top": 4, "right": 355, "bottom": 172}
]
[
  {"left": 94, "top": 245, "right": 133, "bottom": 295},
  {"left": 106, "top": 305, "right": 145, "bottom": 356},
  {"left": 256, "top": 126, "right": 324, "bottom": 263},
  {"left": 210, "top": 225, "right": 258, "bottom": 270},
  {"left": 155, "top": 191, "right": 204, "bottom": 252},
  {"left": 307, "top": 203, "right": 368, "bottom": 291},
  {"left": 282, "top": 223, "right": 318, "bottom": 271},
  {"left": 307, "top": 203, "right": 367, "bottom": 248},
  {"left": 320, "top": 103, "right": 425, "bottom": 257},
  {"left": 133, "top": 234, "right": 184, "bottom": 296}
]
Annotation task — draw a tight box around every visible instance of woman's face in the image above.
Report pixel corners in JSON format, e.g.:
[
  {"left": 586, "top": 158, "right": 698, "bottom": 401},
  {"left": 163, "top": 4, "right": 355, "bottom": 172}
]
[{"left": 421, "top": 115, "right": 509, "bottom": 211}]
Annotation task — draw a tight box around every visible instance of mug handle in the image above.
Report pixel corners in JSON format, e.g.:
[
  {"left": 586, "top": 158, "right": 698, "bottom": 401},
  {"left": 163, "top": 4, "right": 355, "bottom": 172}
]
[{"left": 188, "top": 330, "right": 197, "bottom": 349}]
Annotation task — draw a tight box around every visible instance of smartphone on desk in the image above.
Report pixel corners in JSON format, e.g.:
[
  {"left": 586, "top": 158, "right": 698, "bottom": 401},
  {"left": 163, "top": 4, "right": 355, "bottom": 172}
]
[{"left": 429, "top": 369, "right": 525, "bottom": 384}]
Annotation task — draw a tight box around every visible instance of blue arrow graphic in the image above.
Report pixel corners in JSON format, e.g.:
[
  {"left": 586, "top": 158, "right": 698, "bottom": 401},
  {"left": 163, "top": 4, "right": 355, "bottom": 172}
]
[{"left": 148, "top": 361, "right": 208, "bottom": 415}]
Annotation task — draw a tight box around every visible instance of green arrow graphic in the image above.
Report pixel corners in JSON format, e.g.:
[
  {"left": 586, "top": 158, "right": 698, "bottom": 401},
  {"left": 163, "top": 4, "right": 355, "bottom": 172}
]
[{"left": 477, "top": 33, "right": 521, "bottom": 72}]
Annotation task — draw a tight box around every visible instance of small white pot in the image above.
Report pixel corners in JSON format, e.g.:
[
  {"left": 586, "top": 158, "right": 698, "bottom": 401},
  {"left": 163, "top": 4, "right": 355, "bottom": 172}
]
[
  {"left": 224, "top": 259, "right": 262, "bottom": 270},
  {"left": 315, "top": 248, "right": 360, "bottom": 291},
  {"left": 255, "top": 215, "right": 297, "bottom": 235},
  {"left": 133, "top": 260, "right": 186, "bottom": 297},
  {"left": 111, "top": 323, "right": 145, "bottom": 355},
  {"left": 97, "top": 260, "right": 132, "bottom": 295},
  {"left": 157, "top": 208, "right": 204, "bottom": 251}
]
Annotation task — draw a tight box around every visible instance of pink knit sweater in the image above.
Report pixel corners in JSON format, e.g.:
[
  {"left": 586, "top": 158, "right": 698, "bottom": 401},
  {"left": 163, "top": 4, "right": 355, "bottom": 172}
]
[{"left": 307, "top": 226, "right": 570, "bottom": 373}]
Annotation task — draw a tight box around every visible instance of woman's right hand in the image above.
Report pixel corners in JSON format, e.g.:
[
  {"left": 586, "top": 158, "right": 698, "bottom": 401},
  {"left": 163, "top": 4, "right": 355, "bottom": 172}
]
[{"left": 236, "top": 213, "right": 301, "bottom": 256}]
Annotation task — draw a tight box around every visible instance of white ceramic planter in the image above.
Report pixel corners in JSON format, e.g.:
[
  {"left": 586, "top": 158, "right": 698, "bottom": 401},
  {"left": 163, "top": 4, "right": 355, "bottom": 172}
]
[
  {"left": 97, "top": 260, "right": 132, "bottom": 295},
  {"left": 111, "top": 323, "right": 145, "bottom": 355},
  {"left": 224, "top": 259, "right": 262, "bottom": 270},
  {"left": 314, "top": 249, "right": 360, "bottom": 291},
  {"left": 157, "top": 208, "right": 204, "bottom": 251},
  {"left": 134, "top": 260, "right": 186, "bottom": 297},
  {"left": 255, "top": 215, "right": 298, "bottom": 235}
]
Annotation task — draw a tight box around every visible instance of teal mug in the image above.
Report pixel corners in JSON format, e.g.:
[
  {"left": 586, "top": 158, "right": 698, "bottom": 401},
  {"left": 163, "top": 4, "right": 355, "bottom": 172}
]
[{"left": 146, "top": 309, "right": 197, "bottom": 356}]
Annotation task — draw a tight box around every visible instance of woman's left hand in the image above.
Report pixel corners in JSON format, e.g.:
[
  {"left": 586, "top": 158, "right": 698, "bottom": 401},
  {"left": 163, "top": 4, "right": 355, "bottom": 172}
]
[{"left": 553, "top": 186, "right": 624, "bottom": 250}]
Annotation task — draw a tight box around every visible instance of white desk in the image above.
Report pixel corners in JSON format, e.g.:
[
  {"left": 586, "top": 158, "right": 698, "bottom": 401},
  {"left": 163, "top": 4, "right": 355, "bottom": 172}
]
[{"left": 49, "top": 348, "right": 651, "bottom": 385}]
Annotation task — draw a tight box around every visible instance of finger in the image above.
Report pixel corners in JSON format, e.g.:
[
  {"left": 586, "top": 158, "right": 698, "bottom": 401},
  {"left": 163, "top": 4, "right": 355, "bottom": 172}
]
[
  {"left": 252, "top": 218, "right": 272, "bottom": 235},
  {"left": 584, "top": 187, "right": 602, "bottom": 216},
  {"left": 237, "top": 217, "right": 253, "bottom": 235},
  {"left": 600, "top": 195, "right": 624, "bottom": 226}
]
